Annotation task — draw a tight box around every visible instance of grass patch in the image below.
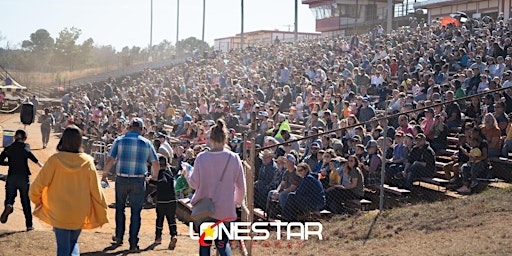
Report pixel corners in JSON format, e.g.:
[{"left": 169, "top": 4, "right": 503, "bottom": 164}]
[{"left": 248, "top": 188, "right": 512, "bottom": 255}]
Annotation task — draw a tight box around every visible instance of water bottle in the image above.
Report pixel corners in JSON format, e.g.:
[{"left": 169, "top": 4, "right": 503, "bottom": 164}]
[
  {"left": 181, "top": 162, "right": 193, "bottom": 173},
  {"left": 101, "top": 181, "right": 110, "bottom": 189}
]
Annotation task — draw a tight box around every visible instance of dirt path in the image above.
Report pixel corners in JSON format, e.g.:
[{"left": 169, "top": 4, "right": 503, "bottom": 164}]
[{"left": 0, "top": 112, "right": 197, "bottom": 255}]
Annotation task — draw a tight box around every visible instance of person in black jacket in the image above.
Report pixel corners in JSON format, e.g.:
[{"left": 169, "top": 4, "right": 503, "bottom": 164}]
[
  {"left": 0, "top": 130, "right": 43, "bottom": 230},
  {"left": 20, "top": 99, "right": 35, "bottom": 129},
  {"left": 149, "top": 154, "right": 178, "bottom": 250},
  {"left": 403, "top": 133, "right": 436, "bottom": 190}
]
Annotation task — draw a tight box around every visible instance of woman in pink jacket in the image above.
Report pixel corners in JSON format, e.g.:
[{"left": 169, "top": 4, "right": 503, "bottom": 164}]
[{"left": 185, "top": 119, "right": 246, "bottom": 256}]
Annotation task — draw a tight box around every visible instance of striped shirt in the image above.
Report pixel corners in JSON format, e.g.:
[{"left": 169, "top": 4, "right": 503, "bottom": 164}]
[{"left": 109, "top": 131, "right": 158, "bottom": 177}]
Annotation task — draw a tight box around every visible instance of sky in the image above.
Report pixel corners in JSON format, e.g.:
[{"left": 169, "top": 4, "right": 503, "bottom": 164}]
[{"left": 1, "top": 0, "right": 316, "bottom": 51}]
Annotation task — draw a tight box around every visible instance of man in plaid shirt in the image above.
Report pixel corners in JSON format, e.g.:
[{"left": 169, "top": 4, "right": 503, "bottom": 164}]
[{"left": 102, "top": 118, "right": 159, "bottom": 252}]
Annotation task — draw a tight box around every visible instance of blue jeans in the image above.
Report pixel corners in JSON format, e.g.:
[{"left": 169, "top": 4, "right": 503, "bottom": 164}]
[
  {"left": 41, "top": 126, "right": 51, "bottom": 146},
  {"left": 502, "top": 140, "right": 512, "bottom": 157},
  {"left": 4, "top": 175, "right": 32, "bottom": 228},
  {"left": 54, "top": 227, "right": 81, "bottom": 256},
  {"left": 282, "top": 193, "right": 324, "bottom": 220},
  {"left": 461, "top": 161, "right": 487, "bottom": 183},
  {"left": 278, "top": 191, "right": 290, "bottom": 208},
  {"left": 488, "top": 148, "right": 500, "bottom": 158},
  {"left": 405, "top": 162, "right": 434, "bottom": 190},
  {"left": 115, "top": 176, "right": 146, "bottom": 247},
  {"left": 198, "top": 218, "right": 232, "bottom": 256}
]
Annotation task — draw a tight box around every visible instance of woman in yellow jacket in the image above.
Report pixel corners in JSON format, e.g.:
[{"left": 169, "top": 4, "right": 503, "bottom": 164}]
[{"left": 29, "top": 125, "right": 108, "bottom": 256}]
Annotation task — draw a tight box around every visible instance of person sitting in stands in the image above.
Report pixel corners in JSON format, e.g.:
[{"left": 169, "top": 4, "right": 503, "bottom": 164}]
[
  {"left": 254, "top": 150, "right": 278, "bottom": 209},
  {"left": 457, "top": 137, "right": 484, "bottom": 194},
  {"left": 281, "top": 163, "right": 325, "bottom": 221},
  {"left": 325, "top": 155, "right": 364, "bottom": 213},
  {"left": 402, "top": 133, "right": 435, "bottom": 190},
  {"left": 385, "top": 132, "right": 408, "bottom": 184},
  {"left": 267, "top": 154, "right": 301, "bottom": 217}
]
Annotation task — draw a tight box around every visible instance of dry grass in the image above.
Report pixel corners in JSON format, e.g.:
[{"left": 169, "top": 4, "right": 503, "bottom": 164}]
[
  {"left": 2, "top": 188, "right": 512, "bottom": 255},
  {"left": 248, "top": 187, "right": 512, "bottom": 256},
  {"left": 8, "top": 66, "right": 121, "bottom": 90}
]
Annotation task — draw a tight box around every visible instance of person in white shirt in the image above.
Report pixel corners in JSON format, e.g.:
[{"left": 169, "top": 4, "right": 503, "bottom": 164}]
[
  {"left": 157, "top": 132, "right": 174, "bottom": 162},
  {"left": 370, "top": 71, "right": 385, "bottom": 86}
]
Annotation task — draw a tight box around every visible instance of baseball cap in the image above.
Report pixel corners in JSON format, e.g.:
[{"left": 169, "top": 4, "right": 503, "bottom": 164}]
[
  {"left": 351, "top": 135, "right": 362, "bottom": 142},
  {"left": 259, "top": 111, "right": 269, "bottom": 117},
  {"left": 130, "top": 117, "right": 145, "bottom": 128},
  {"left": 366, "top": 140, "right": 378, "bottom": 149},
  {"left": 311, "top": 142, "right": 320, "bottom": 149},
  {"left": 286, "top": 154, "right": 296, "bottom": 164},
  {"left": 207, "top": 120, "right": 215, "bottom": 126},
  {"left": 416, "top": 133, "right": 427, "bottom": 140}
]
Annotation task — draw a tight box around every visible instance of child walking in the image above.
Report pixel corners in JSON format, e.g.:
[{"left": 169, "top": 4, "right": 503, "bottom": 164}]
[{"left": 149, "top": 154, "right": 178, "bottom": 250}]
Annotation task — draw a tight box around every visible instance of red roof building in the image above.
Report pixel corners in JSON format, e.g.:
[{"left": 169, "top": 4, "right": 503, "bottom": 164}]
[
  {"left": 414, "top": 0, "right": 511, "bottom": 21},
  {"left": 302, "top": 0, "right": 405, "bottom": 36}
]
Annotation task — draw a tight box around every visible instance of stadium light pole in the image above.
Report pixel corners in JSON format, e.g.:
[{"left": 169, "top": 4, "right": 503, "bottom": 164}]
[
  {"left": 241, "top": 0, "right": 244, "bottom": 49},
  {"left": 149, "top": 0, "right": 154, "bottom": 61},
  {"left": 202, "top": 0, "right": 206, "bottom": 42},
  {"left": 387, "top": 0, "right": 392, "bottom": 33},
  {"left": 294, "top": 0, "right": 298, "bottom": 42},
  {"left": 176, "top": 0, "right": 180, "bottom": 45}
]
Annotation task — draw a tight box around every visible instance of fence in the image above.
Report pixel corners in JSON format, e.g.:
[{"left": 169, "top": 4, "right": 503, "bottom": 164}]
[{"left": 237, "top": 85, "right": 512, "bottom": 256}]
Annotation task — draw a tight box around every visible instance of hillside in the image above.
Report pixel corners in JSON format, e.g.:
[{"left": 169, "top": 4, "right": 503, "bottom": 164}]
[{"left": 1, "top": 188, "right": 512, "bottom": 255}]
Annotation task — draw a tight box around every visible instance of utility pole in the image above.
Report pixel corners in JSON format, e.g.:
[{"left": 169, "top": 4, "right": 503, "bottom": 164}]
[
  {"left": 241, "top": 0, "right": 244, "bottom": 49},
  {"left": 294, "top": 0, "right": 298, "bottom": 42},
  {"left": 355, "top": 0, "right": 359, "bottom": 34},
  {"left": 202, "top": 0, "right": 206, "bottom": 42},
  {"left": 387, "top": 0, "right": 393, "bottom": 33},
  {"left": 150, "top": 0, "right": 153, "bottom": 61},
  {"left": 176, "top": 0, "right": 180, "bottom": 45}
]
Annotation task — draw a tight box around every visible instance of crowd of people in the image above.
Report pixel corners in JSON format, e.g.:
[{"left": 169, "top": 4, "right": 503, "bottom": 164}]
[{"left": 4, "top": 13, "right": 512, "bottom": 255}]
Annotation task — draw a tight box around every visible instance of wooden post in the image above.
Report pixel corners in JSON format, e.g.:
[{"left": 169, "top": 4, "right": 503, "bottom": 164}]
[{"left": 245, "top": 138, "right": 255, "bottom": 255}]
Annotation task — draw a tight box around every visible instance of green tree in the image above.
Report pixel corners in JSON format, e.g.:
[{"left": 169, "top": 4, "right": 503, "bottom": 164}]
[
  {"left": 21, "top": 29, "right": 54, "bottom": 71},
  {"left": 151, "top": 39, "right": 175, "bottom": 61},
  {"left": 21, "top": 29, "right": 54, "bottom": 52},
  {"left": 176, "top": 37, "right": 211, "bottom": 58},
  {"left": 130, "top": 46, "right": 144, "bottom": 63},
  {"left": 120, "top": 46, "right": 132, "bottom": 66},
  {"left": 79, "top": 37, "right": 95, "bottom": 68},
  {"left": 93, "top": 45, "right": 117, "bottom": 70},
  {"left": 53, "top": 27, "right": 81, "bottom": 71}
]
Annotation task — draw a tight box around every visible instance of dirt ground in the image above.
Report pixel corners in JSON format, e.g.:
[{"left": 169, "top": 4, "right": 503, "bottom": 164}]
[
  {"left": 1, "top": 111, "right": 512, "bottom": 256},
  {"left": 0, "top": 112, "right": 201, "bottom": 255}
]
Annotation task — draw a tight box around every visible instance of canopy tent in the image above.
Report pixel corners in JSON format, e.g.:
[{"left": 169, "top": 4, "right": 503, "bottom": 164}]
[
  {"left": 0, "top": 76, "right": 27, "bottom": 92},
  {"left": 0, "top": 85, "right": 27, "bottom": 93},
  {"left": 440, "top": 17, "right": 460, "bottom": 27}
]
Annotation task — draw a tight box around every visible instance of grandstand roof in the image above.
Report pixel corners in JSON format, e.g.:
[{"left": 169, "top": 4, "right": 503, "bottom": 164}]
[{"left": 413, "top": 0, "right": 480, "bottom": 9}]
